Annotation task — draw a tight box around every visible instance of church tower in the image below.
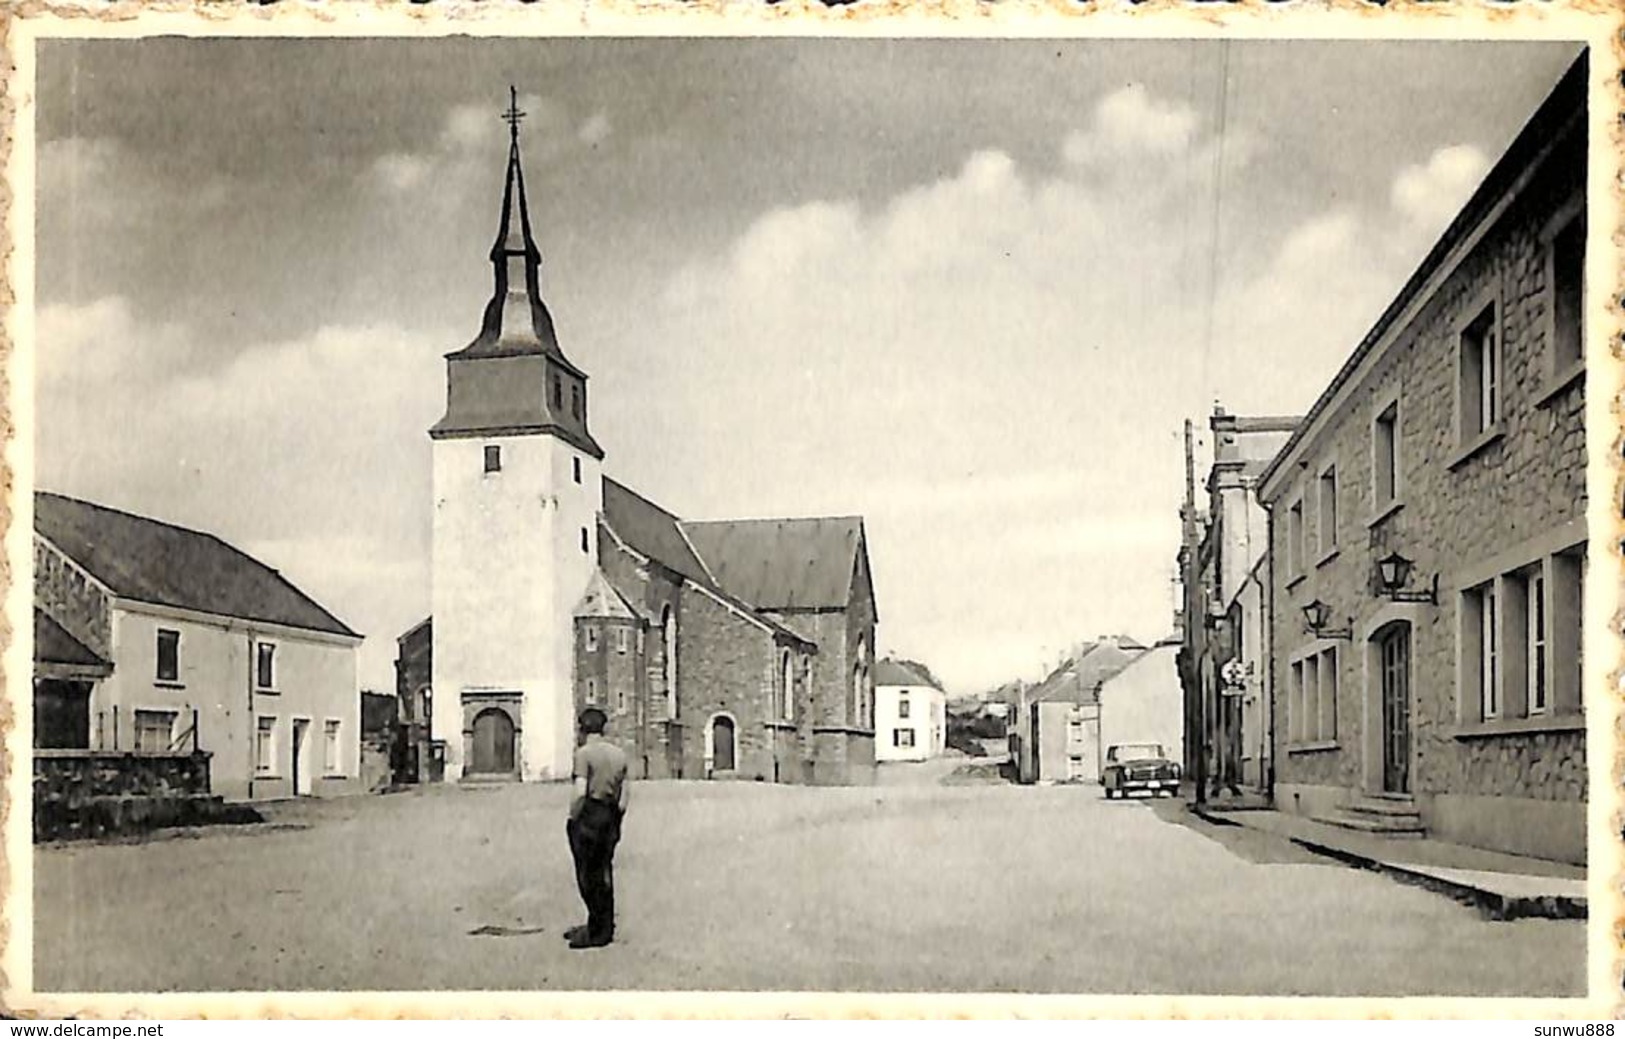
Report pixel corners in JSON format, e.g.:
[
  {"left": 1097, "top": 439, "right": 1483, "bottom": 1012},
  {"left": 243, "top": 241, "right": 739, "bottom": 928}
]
[{"left": 430, "top": 89, "right": 605, "bottom": 783}]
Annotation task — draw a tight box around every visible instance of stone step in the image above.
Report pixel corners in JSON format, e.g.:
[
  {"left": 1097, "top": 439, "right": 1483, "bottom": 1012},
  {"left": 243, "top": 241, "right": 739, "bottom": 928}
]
[
  {"left": 1344, "top": 798, "right": 1422, "bottom": 818},
  {"left": 1312, "top": 810, "right": 1426, "bottom": 837}
]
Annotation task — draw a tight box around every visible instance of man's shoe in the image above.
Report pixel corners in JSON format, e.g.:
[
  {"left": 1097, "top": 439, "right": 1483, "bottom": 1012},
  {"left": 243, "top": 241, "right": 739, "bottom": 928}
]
[
  {"left": 569, "top": 931, "right": 613, "bottom": 950},
  {"left": 562, "top": 925, "right": 588, "bottom": 942}
]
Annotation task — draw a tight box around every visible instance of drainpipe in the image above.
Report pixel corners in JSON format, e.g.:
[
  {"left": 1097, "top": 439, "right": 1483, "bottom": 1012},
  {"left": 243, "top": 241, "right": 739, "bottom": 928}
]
[
  {"left": 247, "top": 630, "right": 255, "bottom": 801},
  {"left": 1264, "top": 509, "right": 1277, "bottom": 802}
]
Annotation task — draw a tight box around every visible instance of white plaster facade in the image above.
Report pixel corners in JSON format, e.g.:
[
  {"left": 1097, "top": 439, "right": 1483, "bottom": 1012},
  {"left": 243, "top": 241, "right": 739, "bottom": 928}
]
[
  {"left": 1097, "top": 642, "right": 1183, "bottom": 769},
  {"left": 431, "top": 433, "right": 603, "bottom": 782},
  {"left": 875, "top": 681, "right": 945, "bottom": 762}
]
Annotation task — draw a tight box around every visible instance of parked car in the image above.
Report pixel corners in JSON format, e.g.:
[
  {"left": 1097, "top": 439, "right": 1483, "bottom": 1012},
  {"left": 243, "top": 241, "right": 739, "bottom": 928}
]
[{"left": 1100, "top": 743, "right": 1180, "bottom": 798}]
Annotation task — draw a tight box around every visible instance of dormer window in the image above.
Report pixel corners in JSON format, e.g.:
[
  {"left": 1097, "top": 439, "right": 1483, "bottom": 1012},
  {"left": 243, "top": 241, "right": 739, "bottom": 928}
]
[
  {"left": 570, "top": 384, "right": 582, "bottom": 420},
  {"left": 483, "top": 445, "right": 502, "bottom": 473},
  {"left": 552, "top": 374, "right": 563, "bottom": 411}
]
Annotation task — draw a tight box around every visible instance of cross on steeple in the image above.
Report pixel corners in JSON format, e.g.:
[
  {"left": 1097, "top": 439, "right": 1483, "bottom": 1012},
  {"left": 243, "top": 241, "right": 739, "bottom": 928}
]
[{"left": 502, "top": 85, "right": 525, "bottom": 142}]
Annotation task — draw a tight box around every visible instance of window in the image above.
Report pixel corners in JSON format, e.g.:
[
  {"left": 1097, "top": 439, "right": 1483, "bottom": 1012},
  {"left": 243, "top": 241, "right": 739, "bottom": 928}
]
[
  {"left": 255, "top": 642, "right": 277, "bottom": 691},
  {"left": 1067, "top": 719, "right": 1083, "bottom": 742},
  {"left": 323, "top": 720, "right": 341, "bottom": 774},
  {"left": 1528, "top": 570, "right": 1548, "bottom": 715},
  {"left": 573, "top": 456, "right": 582, "bottom": 484},
  {"left": 1317, "top": 466, "right": 1338, "bottom": 556},
  {"left": 552, "top": 373, "right": 563, "bottom": 410},
  {"left": 1373, "top": 401, "right": 1399, "bottom": 509},
  {"left": 156, "top": 629, "right": 180, "bottom": 683},
  {"left": 1549, "top": 214, "right": 1584, "bottom": 373},
  {"left": 662, "top": 606, "right": 677, "bottom": 721},
  {"left": 1459, "top": 303, "right": 1500, "bottom": 439},
  {"left": 586, "top": 678, "right": 598, "bottom": 704},
  {"left": 133, "top": 710, "right": 176, "bottom": 753},
  {"left": 580, "top": 527, "right": 589, "bottom": 554},
  {"left": 256, "top": 716, "right": 277, "bottom": 775},
  {"left": 585, "top": 625, "right": 599, "bottom": 652},
  {"left": 1463, "top": 582, "right": 1500, "bottom": 721},
  {"left": 636, "top": 627, "right": 646, "bottom": 655},
  {"left": 615, "top": 627, "right": 629, "bottom": 654},
  {"left": 893, "top": 728, "right": 915, "bottom": 748},
  {"left": 898, "top": 697, "right": 911, "bottom": 720},
  {"left": 781, "top": 651, "right": 795, "bottom": 721},
  {"left": 483, "top": 445, "right": 502, "bottom": 473},
  {"left": 570, "top": 384, "right": 581, "bottom": 420},
  {"left": 1291, "top": 649, "right": 1337, "bottom": 742},
  {"left": 1287, "top": 501, "right": 1305, "bottom": 577},
  {"left": 616, "top": 686, "right": 626, "bottom": 712}
]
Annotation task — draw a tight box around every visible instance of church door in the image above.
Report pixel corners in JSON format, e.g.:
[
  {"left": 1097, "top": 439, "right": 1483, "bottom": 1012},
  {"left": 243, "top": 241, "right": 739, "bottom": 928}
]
[
  {"left": 712, "top": 716, "right": 735, "bottom": 772},
  {"left": 470, "top": 708, "right": 516, "bottom": 775}
]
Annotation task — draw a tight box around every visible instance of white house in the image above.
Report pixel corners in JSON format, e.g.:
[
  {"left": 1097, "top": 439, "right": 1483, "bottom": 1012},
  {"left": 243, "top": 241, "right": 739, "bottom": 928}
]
[
  {"left": 34, "top": 492, "right": 364, "bottom": 801},
  {"left": 874, "top": 659, "right": 945, "bottom": 762},
  {"left": 1097, "top": 638, "right": 1184, "bottom": 769}
]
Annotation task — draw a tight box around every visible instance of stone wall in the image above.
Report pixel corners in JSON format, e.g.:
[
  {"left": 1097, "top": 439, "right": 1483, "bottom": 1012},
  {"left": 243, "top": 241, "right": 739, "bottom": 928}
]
[
  {"left": 677, "top": 588, "right": 779, "bottom": 781},
  {"left": 1264, "top": 96, "right": 1587, "bottom": 858},
  {"left": 33, "top": 750, "right": 241, "bottom": 841}
]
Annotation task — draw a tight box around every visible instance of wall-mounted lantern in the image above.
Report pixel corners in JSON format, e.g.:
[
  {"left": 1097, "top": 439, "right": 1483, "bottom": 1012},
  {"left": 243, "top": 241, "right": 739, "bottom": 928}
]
[
  {"left": 1301, "top": 599, "right": 1353, "bottom": 640},
  {"left": 1375, "top": 551, "right": 1438, "bottom": 605}
]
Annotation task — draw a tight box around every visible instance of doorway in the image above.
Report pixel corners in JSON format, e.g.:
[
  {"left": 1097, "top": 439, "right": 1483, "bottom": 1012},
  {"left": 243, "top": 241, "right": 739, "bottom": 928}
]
[
  {"left": 711, "top": 715, "right": 736, "bottom": 772},
  {"left": 470, "top": 707, "right": 516, "bottom": 775},
  {"left": 291, "top": 718, "right": 313, "bottom": 796},
  {"left": 1378, "top": 624, "right": 1411, "bottom": 795}
]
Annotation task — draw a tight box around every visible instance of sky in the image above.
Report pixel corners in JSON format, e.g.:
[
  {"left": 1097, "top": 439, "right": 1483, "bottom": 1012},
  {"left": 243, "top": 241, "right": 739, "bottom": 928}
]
[{"left": 31, "top": 36, "right": 1585, "bottom": 696}]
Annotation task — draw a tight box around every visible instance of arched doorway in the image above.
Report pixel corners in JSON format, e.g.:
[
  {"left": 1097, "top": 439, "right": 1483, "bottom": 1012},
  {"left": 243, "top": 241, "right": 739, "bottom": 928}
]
[
  {"left": 470, "top": 707, "right": 516, "bottom": 775},
  {"left": 711, "top": 714, "right": 736, "bottom": 773}
]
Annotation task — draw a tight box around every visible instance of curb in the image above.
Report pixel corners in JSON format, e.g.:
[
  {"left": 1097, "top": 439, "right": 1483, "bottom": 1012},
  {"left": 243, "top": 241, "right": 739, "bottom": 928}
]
[
  {"left": 1285, "top": 835, "right": 1586, "bottom": 922},
  {"left": 1190, "top": 805, "right": 1584, "bottom": 921}
]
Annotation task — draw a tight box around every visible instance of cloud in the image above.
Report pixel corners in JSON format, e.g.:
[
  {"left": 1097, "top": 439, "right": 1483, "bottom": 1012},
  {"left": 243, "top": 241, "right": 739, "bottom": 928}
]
[
  {"left": 578, "top": 112, "right": 612, "bottom": 147},
  {"left": 1063, "top": 83, "right": 1200, "bottom": 165},
  {"left": 1390, "top": 144, "right": 1490, "bottom": 231}
]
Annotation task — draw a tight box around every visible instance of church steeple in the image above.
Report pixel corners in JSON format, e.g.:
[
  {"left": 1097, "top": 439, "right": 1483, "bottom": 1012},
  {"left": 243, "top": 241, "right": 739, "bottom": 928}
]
[
  {"left": 466, "top": 86, "right": 563, "bottom": 358},
  {"left": 430, "top": 86, "right": 602, "bottom": 459}
]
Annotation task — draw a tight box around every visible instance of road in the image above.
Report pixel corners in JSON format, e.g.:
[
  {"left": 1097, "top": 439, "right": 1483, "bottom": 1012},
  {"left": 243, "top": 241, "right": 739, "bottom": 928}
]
[{"left": 33, "top": 765, "right": 1584, "bottom": 995}]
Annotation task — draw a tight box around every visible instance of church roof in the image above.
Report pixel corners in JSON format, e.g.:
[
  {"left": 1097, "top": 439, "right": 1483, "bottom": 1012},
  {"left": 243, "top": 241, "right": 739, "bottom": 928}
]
[
  {"left": 680, "top": 516, "right": 865, "bottom": 611},
  {"left": 34, "top": 608, "right": 110, "bottom": 669},
  {"left": 601, "top": 478, "right": 714, "bottom": 586},
  {"left": 574, "top": 569, "right": 642, "bottom": 621},
  {"left": 35, "top": 492, "right": 359, "bottom": 639}
]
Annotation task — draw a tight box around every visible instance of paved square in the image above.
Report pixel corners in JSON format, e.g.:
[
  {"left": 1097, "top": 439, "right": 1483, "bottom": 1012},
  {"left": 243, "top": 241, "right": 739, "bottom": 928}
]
[{"left": 34, "top": 773, "right": 1585, "bottom": 995}]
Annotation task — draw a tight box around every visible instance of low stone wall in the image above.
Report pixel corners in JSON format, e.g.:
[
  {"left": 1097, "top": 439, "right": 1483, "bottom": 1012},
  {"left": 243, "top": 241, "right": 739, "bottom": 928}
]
[{"left": 33, "top": 750, "right": 259, "bottom": 842}]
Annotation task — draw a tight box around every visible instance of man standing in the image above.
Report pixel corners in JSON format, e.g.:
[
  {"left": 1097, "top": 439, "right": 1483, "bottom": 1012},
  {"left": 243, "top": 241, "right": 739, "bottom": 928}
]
[{"left": 565, "top": 707, "right": 629, "bottom": 949}]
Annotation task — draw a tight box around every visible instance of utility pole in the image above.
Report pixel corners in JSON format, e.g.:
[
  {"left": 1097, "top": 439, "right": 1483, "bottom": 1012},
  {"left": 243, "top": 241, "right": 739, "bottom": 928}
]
[{"left": 1183, "top": 419, "right": 1207, "bottom": 807}]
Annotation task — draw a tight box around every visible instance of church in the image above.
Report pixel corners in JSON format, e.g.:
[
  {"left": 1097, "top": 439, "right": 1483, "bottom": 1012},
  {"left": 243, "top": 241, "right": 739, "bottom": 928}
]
[{"left": 395, "top": 96, "right": 879, "bottom": 787}]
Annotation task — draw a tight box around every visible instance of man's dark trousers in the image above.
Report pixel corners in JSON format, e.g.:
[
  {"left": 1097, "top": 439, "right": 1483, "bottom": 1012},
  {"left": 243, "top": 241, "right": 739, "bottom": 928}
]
[{"left": 567, "top": 799, "right": 622, "bottom": 942}]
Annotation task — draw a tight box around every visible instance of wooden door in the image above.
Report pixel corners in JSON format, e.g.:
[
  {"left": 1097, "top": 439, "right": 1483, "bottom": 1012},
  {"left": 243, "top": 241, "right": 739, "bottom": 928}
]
[
  {"left": 470, "top": 708, "right": 515, "bottom": 775},
  {"left": 713, "top": 716, "right": 735, "bottom": 772},
  {"left": 1380, "top": 625, "right": 1411, "bottom": 794}
]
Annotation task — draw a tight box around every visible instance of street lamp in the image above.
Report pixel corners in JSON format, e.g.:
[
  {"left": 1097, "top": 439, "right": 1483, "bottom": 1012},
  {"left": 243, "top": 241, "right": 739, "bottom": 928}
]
[
  {"left": 1375, "top": 551, "right": 1439, "bottom": 604},
  {"left": 1301, "top": 599, "right": 1352, "bottom": 640}
]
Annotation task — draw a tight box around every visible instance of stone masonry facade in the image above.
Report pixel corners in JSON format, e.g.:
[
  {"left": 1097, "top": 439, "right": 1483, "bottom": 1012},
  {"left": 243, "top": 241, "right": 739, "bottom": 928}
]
[
  {"left": 1261, "top": 61, "right": 1587, "bottom": 863},
  {"left": 36, "top": 538, "right": 113, "bottom": 660}
]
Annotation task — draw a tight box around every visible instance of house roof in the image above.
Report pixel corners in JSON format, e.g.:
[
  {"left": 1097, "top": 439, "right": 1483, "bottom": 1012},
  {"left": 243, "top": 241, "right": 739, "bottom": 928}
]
[
  {"left": 1029, "top": 639, "right": 1146, "bottom": 705},
  {"left": 1258, "top": 52, "right": 1587, "bottom": 498},
  {"left": 875, "top": 659, "right": 935, "bottom": 689},
  {"left": 34, "top": 608, "right": 110, "bottom": 669},
  {"left": 35, "top": 492, "right": 358, "bottom": 638},
  {"left": 680, "top": 516, "right": 864, "bottom": 611}
]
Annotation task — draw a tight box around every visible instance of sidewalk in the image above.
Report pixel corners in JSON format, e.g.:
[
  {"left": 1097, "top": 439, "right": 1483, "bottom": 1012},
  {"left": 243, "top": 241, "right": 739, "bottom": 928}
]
[{"left": 1191, "top": 802, "right": 1586, "bottom": 921}]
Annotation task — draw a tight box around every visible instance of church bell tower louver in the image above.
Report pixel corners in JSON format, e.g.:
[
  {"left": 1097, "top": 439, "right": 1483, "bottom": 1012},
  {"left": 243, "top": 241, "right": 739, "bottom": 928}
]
[{"left": 430, "top": 87, "right": 605, "bottom": 784}]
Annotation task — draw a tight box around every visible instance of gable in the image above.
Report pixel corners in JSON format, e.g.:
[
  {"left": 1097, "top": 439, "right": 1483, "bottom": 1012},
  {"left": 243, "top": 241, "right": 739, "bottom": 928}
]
[{"left": 35, "top": 492, "right": 357, "bottom": 638}]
